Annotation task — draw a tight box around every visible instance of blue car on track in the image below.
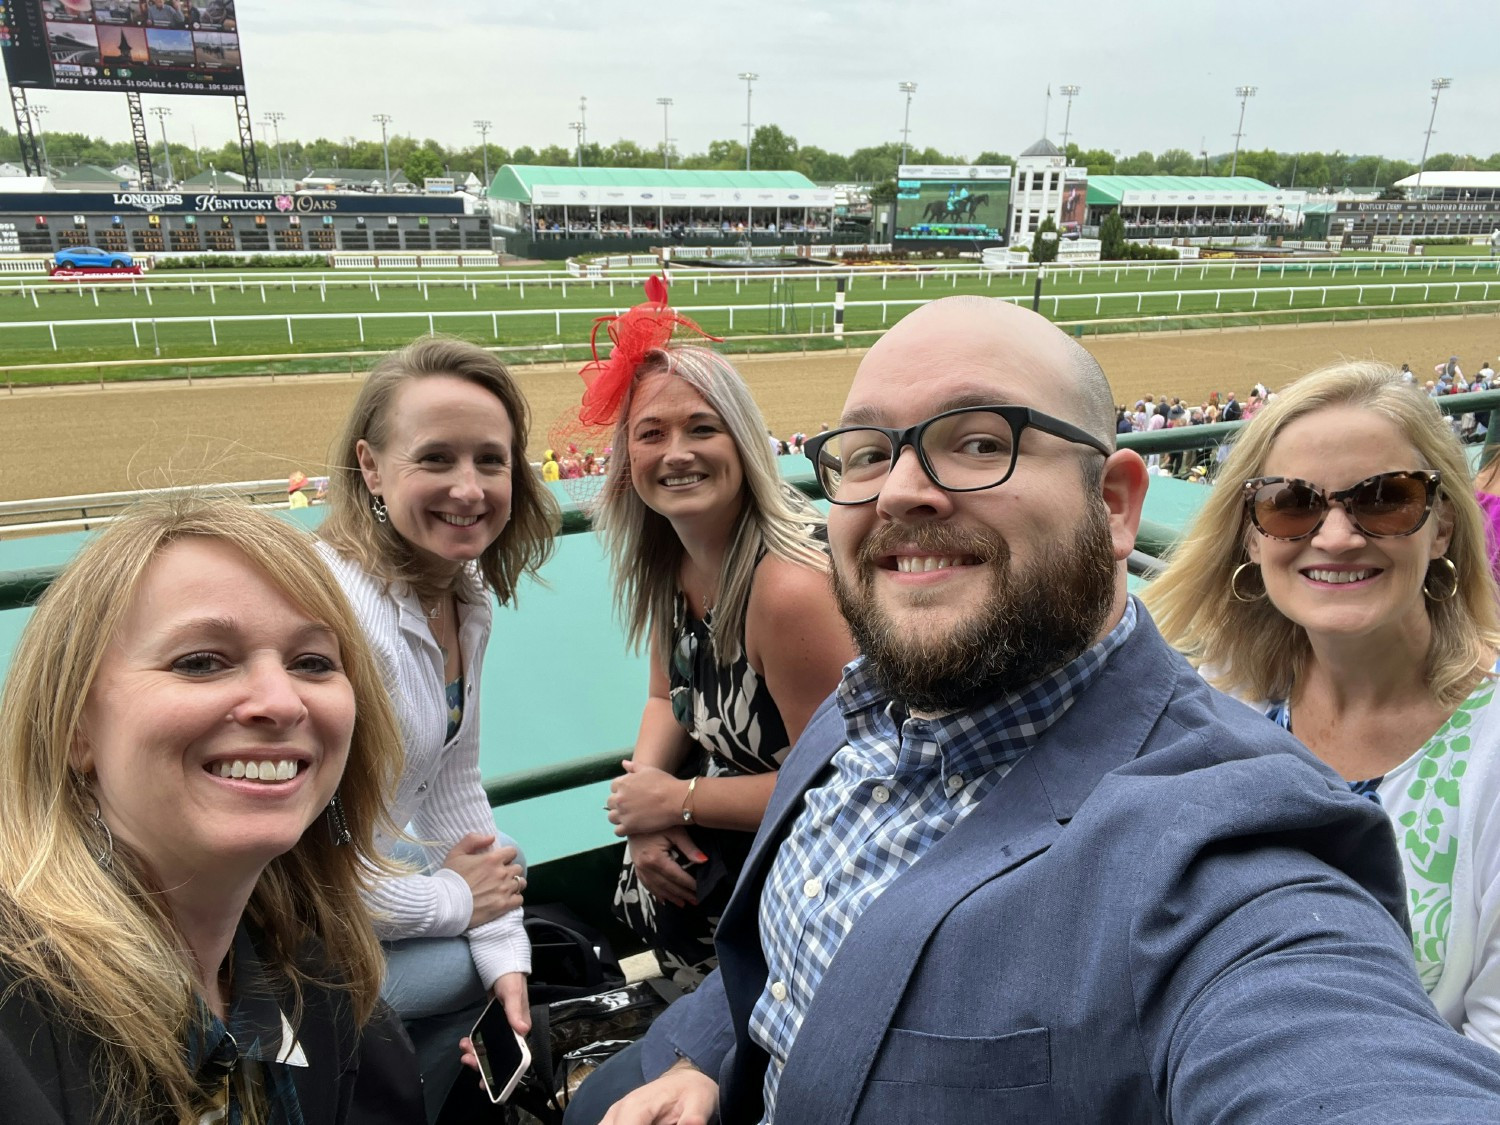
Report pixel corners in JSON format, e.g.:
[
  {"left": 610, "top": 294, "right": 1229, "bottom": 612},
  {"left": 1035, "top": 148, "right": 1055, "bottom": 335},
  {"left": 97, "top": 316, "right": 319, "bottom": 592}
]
[{"left": 53, "top": 246, "right": 134, "bottom": 269}]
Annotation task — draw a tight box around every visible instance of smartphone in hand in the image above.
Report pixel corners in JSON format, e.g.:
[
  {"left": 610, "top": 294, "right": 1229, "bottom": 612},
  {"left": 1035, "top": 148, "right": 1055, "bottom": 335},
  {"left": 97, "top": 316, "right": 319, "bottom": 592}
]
[{"left": 470, "top": 997, "right": 532, "bottom": 1104}]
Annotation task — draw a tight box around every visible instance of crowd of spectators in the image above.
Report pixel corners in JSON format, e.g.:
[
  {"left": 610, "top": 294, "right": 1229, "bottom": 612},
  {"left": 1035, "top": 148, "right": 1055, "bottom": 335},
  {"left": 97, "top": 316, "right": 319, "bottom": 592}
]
[
  {"left": 528, "top": 211, "right": 831, "bottom": 239},
  {"left": 540, "top": 445, "right": 610, "bottom": 480},
  {"left": 1114, "top": 353, "right": 1499, "bottom": 485}
]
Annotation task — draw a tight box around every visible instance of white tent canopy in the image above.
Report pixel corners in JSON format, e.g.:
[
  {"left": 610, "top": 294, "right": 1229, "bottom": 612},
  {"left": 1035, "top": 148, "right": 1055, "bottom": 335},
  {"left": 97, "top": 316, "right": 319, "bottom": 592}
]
[{"left": 1394, "top": 171, "right": 1500, "bottom": 192}]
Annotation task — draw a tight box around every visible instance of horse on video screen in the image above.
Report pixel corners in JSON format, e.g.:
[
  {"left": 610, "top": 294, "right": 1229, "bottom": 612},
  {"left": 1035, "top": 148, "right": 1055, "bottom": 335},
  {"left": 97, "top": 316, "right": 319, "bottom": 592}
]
[
  {"left": 922, "top": 199, "right": 954, "bottom": 223},
  {"left": 957, "top": 193, "right": 989, "bottom": 221}
]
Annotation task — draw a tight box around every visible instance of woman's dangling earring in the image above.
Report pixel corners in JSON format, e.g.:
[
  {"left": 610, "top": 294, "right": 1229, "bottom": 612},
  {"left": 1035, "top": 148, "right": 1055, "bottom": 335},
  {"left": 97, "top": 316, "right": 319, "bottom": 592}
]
[
  {"left": 80, "top": 783, "right": 114, "bottom": 871},
  {"left": 1230, "top": 561, "right": 1266, "bottom": 603},
  {"left": 370, "top": 495, "right": 388, "bottom": 524},
  {"left": 326, "top": 792, "right": 352, "bottom": 847},
  {"left": 1423, "top": 556, "right": 1459, "bottom": 602}
]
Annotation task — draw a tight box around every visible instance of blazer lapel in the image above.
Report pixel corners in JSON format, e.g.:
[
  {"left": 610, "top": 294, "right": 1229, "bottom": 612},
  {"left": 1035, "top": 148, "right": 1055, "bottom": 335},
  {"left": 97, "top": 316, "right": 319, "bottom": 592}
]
[
  {"left": 772, "top": 755, "right": 1064, "bottom": 1125},
  {"left": 733, "top": 695, "right": 847, "bottom": 903},
  {"left": 770, "top": 610, "right": 1182, "bottom": 1124}
]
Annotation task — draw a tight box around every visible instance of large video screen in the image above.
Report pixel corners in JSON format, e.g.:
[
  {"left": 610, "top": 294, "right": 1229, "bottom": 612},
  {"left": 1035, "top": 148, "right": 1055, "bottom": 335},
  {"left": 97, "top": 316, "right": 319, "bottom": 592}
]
[
  {"left": 1, "top": 0, "right": 244, "bottom": 96},
  {"left": 895, "top": 165, "right": 1011, "bottom": 242}
]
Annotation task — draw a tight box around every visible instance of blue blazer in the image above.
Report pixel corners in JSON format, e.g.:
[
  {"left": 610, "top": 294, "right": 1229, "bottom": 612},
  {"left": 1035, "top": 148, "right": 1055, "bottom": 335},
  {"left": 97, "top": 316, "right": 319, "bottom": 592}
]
[{"left": 643, "top": 608, "right": 1500, "bottom": 1123}]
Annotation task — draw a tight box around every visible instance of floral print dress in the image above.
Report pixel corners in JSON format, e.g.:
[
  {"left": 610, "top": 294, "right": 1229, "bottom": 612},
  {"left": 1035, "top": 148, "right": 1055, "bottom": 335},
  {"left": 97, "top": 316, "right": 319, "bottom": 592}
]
[{"left": 614, "top": 590, "right": 791, "bottom": 985}]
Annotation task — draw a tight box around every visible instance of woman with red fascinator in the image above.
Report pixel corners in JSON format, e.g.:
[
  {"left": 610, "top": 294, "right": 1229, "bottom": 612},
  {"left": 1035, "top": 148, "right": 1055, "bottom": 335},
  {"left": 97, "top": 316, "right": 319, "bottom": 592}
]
[{"left": 566, "top": 278, "right": 854, "bottom": 987}]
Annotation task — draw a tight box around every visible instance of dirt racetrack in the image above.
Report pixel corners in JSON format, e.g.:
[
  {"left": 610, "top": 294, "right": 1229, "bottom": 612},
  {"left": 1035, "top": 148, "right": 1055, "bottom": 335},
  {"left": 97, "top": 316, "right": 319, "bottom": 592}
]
[{"left": 4, "top": 315, "right": 1499, "bottom": 502}]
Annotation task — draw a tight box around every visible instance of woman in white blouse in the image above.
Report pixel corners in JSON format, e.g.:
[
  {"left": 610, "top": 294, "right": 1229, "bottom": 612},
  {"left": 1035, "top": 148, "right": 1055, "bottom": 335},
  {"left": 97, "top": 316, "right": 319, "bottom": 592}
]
[{"left": 319, "top": 336, "right": 560, "bottom": 1120}]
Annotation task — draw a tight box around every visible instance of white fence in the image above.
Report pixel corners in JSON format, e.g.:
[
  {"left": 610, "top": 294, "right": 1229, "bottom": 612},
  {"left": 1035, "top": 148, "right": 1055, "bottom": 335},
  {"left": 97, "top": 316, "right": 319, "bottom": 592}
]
[
  {"left": 5, "top": 254, "right": 1493, "bottom": 305},
  {"left": 6, "top": 276, "right": 1500, "bottom": 355},
  {"left": 328, "top": 252, "right": 500, "bottom": 269},
  {"left": 0, "top": 256, "right": 58, "bottom": 275},
  {"left": 0, "top": 479, "right": 293, "bottom": 537}
]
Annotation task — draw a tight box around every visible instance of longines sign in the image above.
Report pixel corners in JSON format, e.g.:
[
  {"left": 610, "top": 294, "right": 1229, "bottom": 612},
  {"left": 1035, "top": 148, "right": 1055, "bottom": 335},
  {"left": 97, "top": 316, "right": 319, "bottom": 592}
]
[
  {"left": 0, "top": 192, "right": 464, "bottom": 217},
  {"left": 108, "top": 193, "right": 350, "bottom": 214}
]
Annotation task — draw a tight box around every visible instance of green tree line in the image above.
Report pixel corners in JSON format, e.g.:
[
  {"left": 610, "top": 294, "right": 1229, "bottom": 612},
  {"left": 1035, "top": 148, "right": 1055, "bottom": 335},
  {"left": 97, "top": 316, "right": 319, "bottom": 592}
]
[{"left": 2, "top": 122, "right": 1498, "bottom": 189}]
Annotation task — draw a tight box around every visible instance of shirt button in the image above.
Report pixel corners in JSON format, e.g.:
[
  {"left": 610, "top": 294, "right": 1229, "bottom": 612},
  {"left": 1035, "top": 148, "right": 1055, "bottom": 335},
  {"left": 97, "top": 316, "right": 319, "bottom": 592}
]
[
  {"left": 803, "top": 877, "right": 822, "bottom": 898},
  {"left": 417, "top": 782, "right": 428, "bottom": 793},
  {"left": 947, "top": 774, "right": 965, "bottom": 794},
  {"left": 872, "top": 785, "right": 891, "bottom": 804},
  {"left": 771, "top": 980, "right": 788, "bottom": 1001}
]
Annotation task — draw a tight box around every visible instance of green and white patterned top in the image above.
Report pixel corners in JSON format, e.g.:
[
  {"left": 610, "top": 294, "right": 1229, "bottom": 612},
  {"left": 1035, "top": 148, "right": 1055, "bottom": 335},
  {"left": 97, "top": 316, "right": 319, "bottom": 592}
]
[
  {"left": 1263, "top": 670, "right": 1500, "bottom": 1048},
  {"left": 1380, "top": 677, "right": 1495, "bottom": 991}
]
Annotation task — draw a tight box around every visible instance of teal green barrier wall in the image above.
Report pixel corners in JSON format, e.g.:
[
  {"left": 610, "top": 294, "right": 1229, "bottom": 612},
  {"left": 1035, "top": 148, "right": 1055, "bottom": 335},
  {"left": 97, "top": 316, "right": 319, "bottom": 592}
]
[{"left": 0, "top": 462, "right": 1210, "bottom": 863}]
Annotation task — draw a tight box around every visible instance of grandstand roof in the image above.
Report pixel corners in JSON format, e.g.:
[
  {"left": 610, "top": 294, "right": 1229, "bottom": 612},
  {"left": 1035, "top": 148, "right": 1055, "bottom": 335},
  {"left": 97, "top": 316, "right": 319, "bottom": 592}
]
[
  {"left": 1019, "top": 138, "right": 1063, "bottom": 158},
  {"left": 489, "top": 165, "right": 819, "bottom": 202},
  {"left": 303, "top": 168, "right": 412, "bottom": 185},
  {"left": 1393, "top": 171, "right": 1500, "bottom": 191},
  {"left": 49, "top": 164, "right": 131, "bottom": 187},
  {"left": 181, "top": 168, "right": 248, "bottom": 189},
  {"left": 1087, "top": 175, "right": 1280, "bottom": 205}
]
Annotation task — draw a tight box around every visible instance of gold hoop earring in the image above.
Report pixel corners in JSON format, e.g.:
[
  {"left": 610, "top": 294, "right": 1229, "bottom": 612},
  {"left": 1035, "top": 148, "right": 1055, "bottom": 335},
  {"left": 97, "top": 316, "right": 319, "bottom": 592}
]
[
  {"left": 1423, "top": 556, "right": 1459, "bottom": 602},
  {"left": 1230, "top": 561, "right": 1265, "bottom": 603}
]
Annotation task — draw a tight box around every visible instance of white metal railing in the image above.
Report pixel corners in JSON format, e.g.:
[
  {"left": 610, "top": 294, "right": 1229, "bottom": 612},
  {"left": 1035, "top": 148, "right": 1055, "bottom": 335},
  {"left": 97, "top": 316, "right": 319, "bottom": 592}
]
[
  {"left": 5, "top": 277, "right": 1500, "bottom": 356},
  {"left": 0, "top": 479, "right": 293, "bottom": 537},
  {"left": 4, "top": 254, "right": 1491, "bottom": 304},
  {"left": 0, "top": 265, "right": 994, "bottom": 315},
  {"left": 327, "top": 252, "right": 500, "bottom": 269},
  {"left": 0, "top": 256, "right": 53, "bottom": 274},
  {"left": 1, "top": 461, "right": 549, "bottom": 536}
]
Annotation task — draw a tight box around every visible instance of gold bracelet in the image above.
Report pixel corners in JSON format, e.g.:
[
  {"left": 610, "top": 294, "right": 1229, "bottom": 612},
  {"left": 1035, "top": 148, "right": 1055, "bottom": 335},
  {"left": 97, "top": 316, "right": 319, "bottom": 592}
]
[{"left": 681, "top": 776, "right": 698, "bottom": 825}]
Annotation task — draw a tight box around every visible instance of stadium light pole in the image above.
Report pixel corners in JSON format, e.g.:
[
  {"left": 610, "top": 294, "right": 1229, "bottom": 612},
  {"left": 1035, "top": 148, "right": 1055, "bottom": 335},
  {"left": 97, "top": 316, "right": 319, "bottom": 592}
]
[
  {"left": 579, "top": 96, "right": 588, "bottom": 163},
  {"left": 262, "top": 111, "right": 286, "bottom": 189},
  {"left": 474, "top": 119, "right": 493, "bottom": 191},
  {"left": 1415, "top": 77, "right": 1452, "bottom": 193},
  {"left": 1229, "top": 85, "right": 1256, "bottom": 177},
  {"left": 657, "top": 98, "right": 674, "bottom": 169},
  {"left": 898, "top": 82, "right": 917, "bottom": 167},
  {"left": 372, "top": 113, "right": 393, "bottom": 192},
  {"left": 149, "top": 106, "right": 176, "bottom": 186},
  {"left": 738, "top": 72, "right": 758, "bottom": 171},
  {"left": 1058, "top": 84, "right": 1080, "bottom": 155},
  {"left": 27, "top": 104, "right": 50, "bottom": 175},
  {"left": 570, "top": 122, "right": 584, "bottom": 167}
]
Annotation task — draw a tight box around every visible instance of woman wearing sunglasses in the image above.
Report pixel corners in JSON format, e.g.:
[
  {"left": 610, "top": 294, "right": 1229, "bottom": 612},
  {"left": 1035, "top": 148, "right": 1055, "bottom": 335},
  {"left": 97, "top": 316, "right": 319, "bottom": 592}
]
[
  {"left": 576, "top": 280, "right": 854, "bottom": 986},
  {"left": 1147, "top": 360, "right": 1500, "bottom": 1048}
]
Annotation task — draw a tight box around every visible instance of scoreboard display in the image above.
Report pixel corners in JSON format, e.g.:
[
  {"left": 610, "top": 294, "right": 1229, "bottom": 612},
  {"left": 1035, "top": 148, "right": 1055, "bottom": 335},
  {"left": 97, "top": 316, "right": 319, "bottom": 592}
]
[
  {"left": 1, "top": 0, "right": 244, "bottom": 96},
  {"left": 895, "top": 164, "right": 1011, "bottom": 243}
]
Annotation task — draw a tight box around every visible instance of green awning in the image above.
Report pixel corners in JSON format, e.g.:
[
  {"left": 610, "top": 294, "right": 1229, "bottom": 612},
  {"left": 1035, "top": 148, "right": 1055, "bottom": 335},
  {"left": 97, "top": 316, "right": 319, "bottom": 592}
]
[
  {"left": 1086, "top": 175, "right": 1280, "bottom": 207},
  {"left": 488, "top": 165, "right": 820, "bottom": 203}
]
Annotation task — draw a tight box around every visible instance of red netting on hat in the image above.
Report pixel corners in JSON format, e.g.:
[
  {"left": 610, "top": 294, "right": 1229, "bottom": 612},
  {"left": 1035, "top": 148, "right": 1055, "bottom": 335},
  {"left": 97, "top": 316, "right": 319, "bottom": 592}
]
[{"left": 546, "top": 276, "right": 721, "bottom": 507}]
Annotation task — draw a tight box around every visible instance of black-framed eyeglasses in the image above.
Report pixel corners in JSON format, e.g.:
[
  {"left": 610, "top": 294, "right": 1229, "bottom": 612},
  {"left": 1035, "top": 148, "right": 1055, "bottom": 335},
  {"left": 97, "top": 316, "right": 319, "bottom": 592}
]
[
  {"left": 802, "top": 405, "right": 1112, "bottom": 506},
  {"left": 1243, "top": 470, "right": 1442, "bottom": 541}
]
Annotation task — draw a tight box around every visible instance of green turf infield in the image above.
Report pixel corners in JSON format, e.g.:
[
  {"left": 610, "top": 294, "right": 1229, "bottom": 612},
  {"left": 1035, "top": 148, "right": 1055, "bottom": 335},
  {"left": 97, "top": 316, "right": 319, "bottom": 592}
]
[{"left": 2, "top": 257, "right": 1497, "bottom": 384}]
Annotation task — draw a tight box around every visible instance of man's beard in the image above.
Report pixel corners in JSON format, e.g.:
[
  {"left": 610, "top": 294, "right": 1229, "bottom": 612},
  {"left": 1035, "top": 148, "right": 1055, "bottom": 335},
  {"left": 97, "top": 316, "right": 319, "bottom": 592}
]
[{"left": 831, "top": 499, "right": 1118, "bottom": 714}]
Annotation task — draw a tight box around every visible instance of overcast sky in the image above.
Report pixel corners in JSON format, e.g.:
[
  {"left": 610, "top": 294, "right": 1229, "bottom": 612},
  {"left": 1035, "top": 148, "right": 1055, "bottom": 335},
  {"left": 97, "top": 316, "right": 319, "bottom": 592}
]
[{"left": 11, "top": 0, "right": 1499, "bottom": 164}]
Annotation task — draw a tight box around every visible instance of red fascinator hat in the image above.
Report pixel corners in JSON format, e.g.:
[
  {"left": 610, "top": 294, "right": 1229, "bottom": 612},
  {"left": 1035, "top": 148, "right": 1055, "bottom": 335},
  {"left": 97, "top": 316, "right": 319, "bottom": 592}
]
[
  {"left": 547, "top": 276, "right": 721, "bottom": 500},
  {"left": 576, "top": 275, "right": 720, "bottom": 426}
]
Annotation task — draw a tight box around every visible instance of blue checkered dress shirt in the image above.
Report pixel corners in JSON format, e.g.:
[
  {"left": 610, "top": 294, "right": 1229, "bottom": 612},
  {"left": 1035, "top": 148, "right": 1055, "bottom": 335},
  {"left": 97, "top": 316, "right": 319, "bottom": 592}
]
[{"left": 747, "top": 598, "right": 1138, "bottom": 1120}]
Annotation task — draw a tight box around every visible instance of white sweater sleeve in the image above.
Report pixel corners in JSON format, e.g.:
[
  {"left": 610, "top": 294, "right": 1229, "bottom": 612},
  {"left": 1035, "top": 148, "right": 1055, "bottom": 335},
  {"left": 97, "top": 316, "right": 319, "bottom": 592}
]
[{"left": 317, "top": 544, "right": 530, "bottom": 983}]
